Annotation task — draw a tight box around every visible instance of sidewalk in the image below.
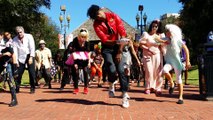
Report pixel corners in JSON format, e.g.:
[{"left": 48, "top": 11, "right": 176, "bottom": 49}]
[{"left": 0, "top": 82, "right": 213, "bottom": 120}]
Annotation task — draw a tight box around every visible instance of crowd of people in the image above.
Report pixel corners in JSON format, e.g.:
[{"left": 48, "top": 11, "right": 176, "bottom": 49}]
[{"left": 1, "top": 4, "right": 192, "bottom": 108}]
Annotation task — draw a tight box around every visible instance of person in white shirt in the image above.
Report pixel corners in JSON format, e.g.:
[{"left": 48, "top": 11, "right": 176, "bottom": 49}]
[{"left": 13, "top": 26, "right": 36, "bottom": 94}]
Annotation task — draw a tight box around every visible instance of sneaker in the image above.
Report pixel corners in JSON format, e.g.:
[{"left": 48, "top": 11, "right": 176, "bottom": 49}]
[
  {"left": 73, "top": 88, "right": 79, "bottom": 94},
  {"left": 169, "top": 86, "right": 175, "bottom": 95},
  {"left": 176, "top": 99, "right": 184, "bottom": 104},
  {"left": 122, "top": 96, "right": 130, "bottom": 108},
  {"left": 155, "top": 90, "right": 162, "bottom": 96},
  {"left": 144, "top": 89, "right": 150, "bottom": 94},
  {"left": 109, "top": 91, "right": 115, "bottom": 98},
  {"left": 30, "top": 88, "right": 35, "bottom": 94},
  {"left": 122, "top": 92, "right": 130, "bottom": 99},
  {"left": 83, "top": 87, "right": 88, "bottom": 94},
  {"left": 108, "top": 82, "right": 115, "bottom": 98},
  {"left": 150, "top": 88, "right": 155, "bottom": 93},
  {"left": 97, "top": 84, "right": 102, "bottom": 88}
]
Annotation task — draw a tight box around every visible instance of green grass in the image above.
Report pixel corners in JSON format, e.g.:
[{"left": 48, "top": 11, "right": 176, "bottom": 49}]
[
  {"left": 187, "top": 69, "right": 199, "bottom": 86},
  {"left": 0, "top": 70, "right": 44, "bottom": 90},
  {"left": 1, "top": 67, "right": 200, "bottom": 90},
  {"left": 172, "top": 66, "right": 199, "bottom": 86}
]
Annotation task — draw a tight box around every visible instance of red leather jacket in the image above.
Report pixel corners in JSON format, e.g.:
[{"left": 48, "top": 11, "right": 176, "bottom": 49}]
[{"left": 93, "top": 12, "right": 126, "bottom": 44}]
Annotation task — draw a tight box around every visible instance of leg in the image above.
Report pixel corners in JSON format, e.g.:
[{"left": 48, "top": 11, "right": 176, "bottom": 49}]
[
  {"left": 16, "top": 62, "right": 26, "bottom": 93},
  {"left": 174, "top": 68, "right": 184, "bottom": 104},
  {"left": 90, "top": 66, "right": 96, "bottom": 83},
  {"left": 27, "top": 57, "right": 36, "bottom": 93},
  {"left": 117, "top": 53, "right": 130, "bottom": 108},
  {"left": 102, "top": 64, "right": 107, "bottom": 83},
  {"left": 83, "top": 67, "right": 89, "bottom": 94},
  {"left": 7, "top": 77, "right": 18, "bottom": 107},
  {"left": 102, "top": 48, "right": 117, "bottom": 97},
  {"left": 71, "top": 65, "right": 79, "bottom": 94},
  {"left": 43, "top": 68, "right": 52, "bottom": 89},
  {"left": 97, "top": 66, "right": 103, "bottom": 87},
  {"left": 163, "top": 64, "right": 175, "bottom": 94},
  {"left": 184, "top": 70, "right": 189, "bottom": 85}
]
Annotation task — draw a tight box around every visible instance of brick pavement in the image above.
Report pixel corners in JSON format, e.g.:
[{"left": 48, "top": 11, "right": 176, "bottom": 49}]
[{"left": 1, "top": 82, "right": 213, "bottom": 120}]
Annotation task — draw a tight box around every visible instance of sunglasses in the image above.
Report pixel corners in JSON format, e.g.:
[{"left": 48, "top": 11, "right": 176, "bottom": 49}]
[
  {"left": 80, "top": 29, "right": 87, "bottom": 33},
  {"left": 5, "top": 33, "right": 10, "bottom": 36},
  {"left": 152, "top": 25, "right": 158, "bottom": 28},
  {"left": 17, "top": 31, "right": 23, "bottom": 34}
]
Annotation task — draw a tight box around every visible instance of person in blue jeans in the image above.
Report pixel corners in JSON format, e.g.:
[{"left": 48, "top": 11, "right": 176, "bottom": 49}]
[
  {"left": 0, "top": 31, "right": 18, "bottom": 107},
  {"left": 87, "top": 4, "right": 130, "bottom": 108}
]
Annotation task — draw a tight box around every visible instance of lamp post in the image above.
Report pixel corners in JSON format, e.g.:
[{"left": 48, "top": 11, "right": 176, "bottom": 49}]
[
  {"left": 135, "top": 5, "right": 147, "bottom": 35},
  {"left": 143, "top": 13, "right": 147, "bottom": 30},
  {"left": 59, "top": 5, "right": 70, "bottom": 49}
]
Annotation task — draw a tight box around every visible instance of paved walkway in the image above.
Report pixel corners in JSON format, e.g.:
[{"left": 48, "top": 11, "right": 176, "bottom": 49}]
[{"left": 0, "top": 82, "right": 213, "bottom": 120}]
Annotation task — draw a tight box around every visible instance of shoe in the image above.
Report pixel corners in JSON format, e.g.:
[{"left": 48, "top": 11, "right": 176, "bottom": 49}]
[
  {"left": 169, "top": 87, "right": 175, "bottom": 95},
  {"left": 155, "top": 90, "right": 162, "bottom": 96},
  {"left": 83, "top": 87, "right": 88, "bottom": 94},
  {"left": 176, "top": 99, "right": 184, "bottom": 104},
  {"left": 9, "top": 87, "right": 18, "bottom": 107},
  {"left": 108, "top": 82, "right": 115, "bottom": 98},
  {"left": 144, "top": 89, "right": 150, "bottom": 94},
  {"left": 98, "top": 84, "right": 102, "bottom": 88},
  {"left": 48, "top": 84, "right": 52, "bottom": 89},
  {"left": 43, "top": 84, "right": 48, "bottom": 87},
  {"left": 59, "top": 87, "right": 64, "bottom": 91},
  {"left": 109, "top": 91, "right": 115, "bottom": 98},
  {"left": 9, "top": 99, "right": 18, "bottom": 107},
  {"left": 122, "top": 95, "right": 130, "bottom": 108},
  {"left": 15, "top": 86, "right": 20, "bottom": 93},
  {"left": 150, "top": 88, "right": 155, "bottom": 93},
  {"left": 30, "top": 88, "right": 35, "bottom": 94},
  {"left": 73, "top": 88, "right": 79, "bottom": 94},
  {"left": 185, "top": 83, "right": 190, "bottom": 85},
  {"left": 122, "top": 92, "right": 130, "bottom": 99}
]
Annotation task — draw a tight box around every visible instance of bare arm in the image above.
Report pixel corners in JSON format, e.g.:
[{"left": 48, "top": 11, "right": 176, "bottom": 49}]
[
  {"left": 182, "top": 44, "right": 191, "bottom": 70},
  {"left": 129, "top": 41, "right": 140, "bottom": 65}
]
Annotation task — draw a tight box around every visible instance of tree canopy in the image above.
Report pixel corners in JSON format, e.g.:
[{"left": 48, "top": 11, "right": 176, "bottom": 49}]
[
  {"left": 0, "top": 0, "right": 60, "bottom": 55},
  {"left": 179, "top": 0, "right": 213, "bottom": 56}
]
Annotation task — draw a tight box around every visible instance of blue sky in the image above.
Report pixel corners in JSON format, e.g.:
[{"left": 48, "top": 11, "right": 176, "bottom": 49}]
[{"left": 41, "top": 0, "right": 182, "bottom": 34}]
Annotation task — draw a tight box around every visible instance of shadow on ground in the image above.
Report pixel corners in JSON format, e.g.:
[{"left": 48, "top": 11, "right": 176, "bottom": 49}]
[{"left": 35, "top": 98, "right": 120, "bottom": 106}]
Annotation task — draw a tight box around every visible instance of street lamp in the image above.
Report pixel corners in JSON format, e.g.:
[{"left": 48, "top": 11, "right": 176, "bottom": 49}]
[
  {"left": 59, "top": 5, "right": 70, "bottom": 49},
  {"left": 135, "top": 5, "right": 147, "bottom": 35},
  {"left": 143, "top": 13, "right": 147, "bottom": 30}
]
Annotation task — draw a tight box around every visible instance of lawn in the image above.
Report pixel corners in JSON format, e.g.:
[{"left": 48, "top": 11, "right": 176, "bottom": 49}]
[
  {"left": 1, "top": 67, "right": 200, "bottom": 90},
  {"left": 186, "top": 68, "right": 199, "bottom": 85}
]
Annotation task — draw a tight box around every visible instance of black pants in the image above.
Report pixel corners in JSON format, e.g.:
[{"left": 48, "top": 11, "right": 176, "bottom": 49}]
[
  {"left": 36, "top": 66, "right": 52, "bottom": 86},
  {"left": 16, "top": 55, "right": 35, "bottom": 89},
  {"left": 60, "top": 65, "right": 72, "bottom": 88},
  {"left": 71, "top": 65, "right": 89, "bottom": 89}
]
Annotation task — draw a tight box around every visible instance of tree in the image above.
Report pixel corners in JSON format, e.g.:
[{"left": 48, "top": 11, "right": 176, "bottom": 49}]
[
  {"left": 0, "top": 0, "right": 61, "bottom": 55},
  {"left": 32, "top": 15, "right": 61, "bottom": 55},
  {"left": 0, "top": 0, "right": 51, "bottom": 33},
  {"left": 179, "top": 0, "right": 213, "bottom": 63}
]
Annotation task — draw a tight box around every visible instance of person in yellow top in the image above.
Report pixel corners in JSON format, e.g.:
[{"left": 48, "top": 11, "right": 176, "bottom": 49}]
[{"left": 35, "top": 40, "right": 53, "bottom": 89}]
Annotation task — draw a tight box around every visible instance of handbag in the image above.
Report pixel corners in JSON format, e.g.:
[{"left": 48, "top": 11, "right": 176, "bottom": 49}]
[{"left": 50, "top": 60, "right": 57, "bottom": 77}]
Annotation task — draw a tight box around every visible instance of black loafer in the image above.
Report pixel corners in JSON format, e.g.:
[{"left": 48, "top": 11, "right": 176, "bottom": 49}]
[
  {"left": 169, "top": 87, "right": 175, "bottom": 95},
  {"left": 177, "top": 99, "right": 184, "bottom": 104}
]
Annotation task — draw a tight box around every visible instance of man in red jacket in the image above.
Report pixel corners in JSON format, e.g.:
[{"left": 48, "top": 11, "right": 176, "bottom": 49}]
[{"left": 87, "top": 4, "right": 130, "bottom": 108}]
